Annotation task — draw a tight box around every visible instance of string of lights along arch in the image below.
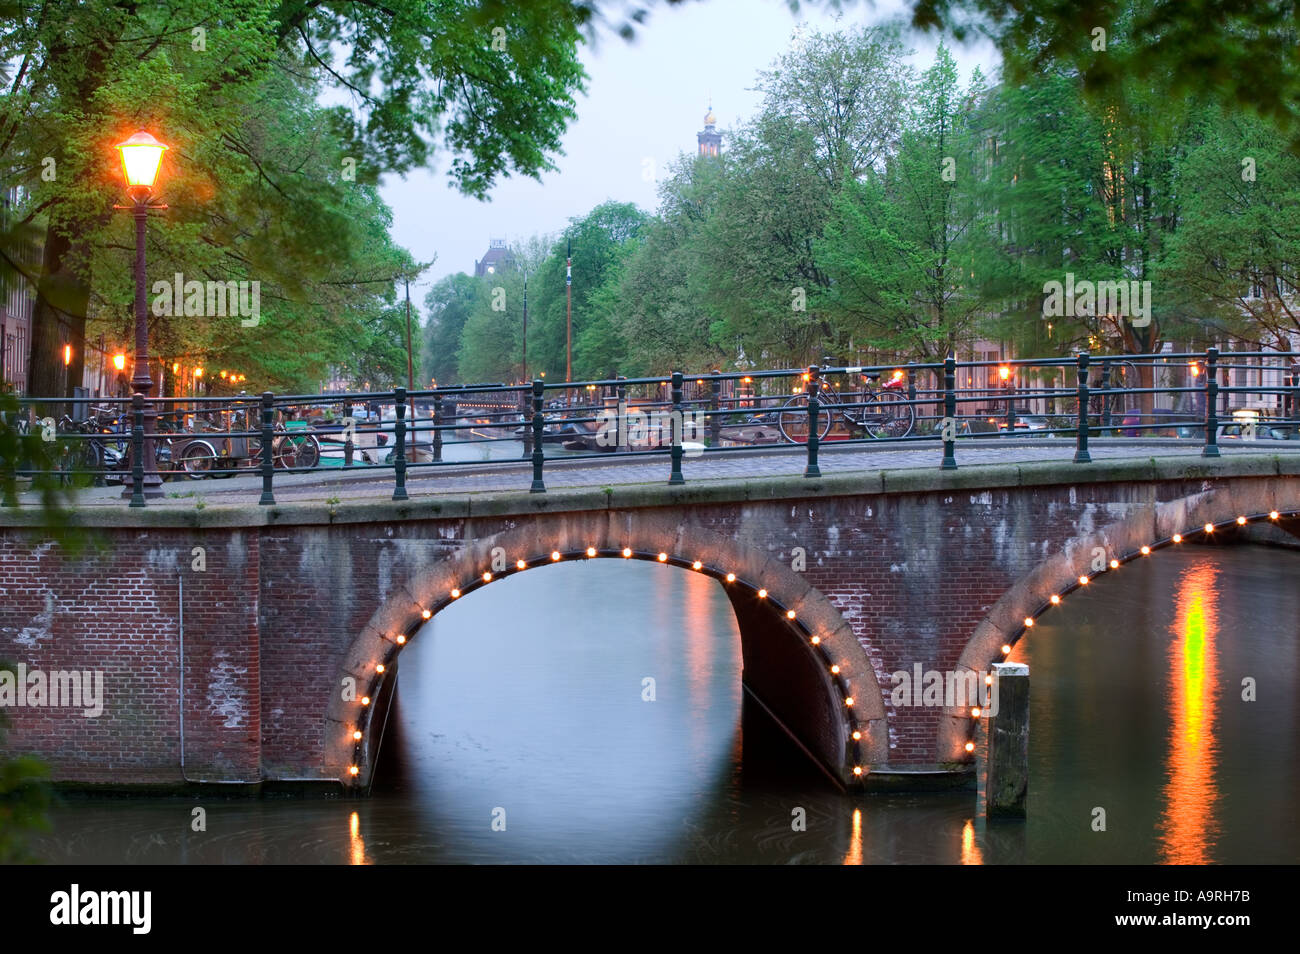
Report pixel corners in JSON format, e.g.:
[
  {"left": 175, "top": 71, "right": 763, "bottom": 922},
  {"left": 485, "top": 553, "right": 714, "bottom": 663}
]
[
  {"left": 345, "top": 549, "right": 869, "bottom": 787},
  {"left": 958, "top": 509, "right": 1298, "bottom": 756}
]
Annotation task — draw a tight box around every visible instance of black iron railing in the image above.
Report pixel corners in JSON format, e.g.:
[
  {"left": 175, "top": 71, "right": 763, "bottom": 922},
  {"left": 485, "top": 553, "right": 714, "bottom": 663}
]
[{"left": 3, "top": 349, "right": 1299, "bottom": 507}]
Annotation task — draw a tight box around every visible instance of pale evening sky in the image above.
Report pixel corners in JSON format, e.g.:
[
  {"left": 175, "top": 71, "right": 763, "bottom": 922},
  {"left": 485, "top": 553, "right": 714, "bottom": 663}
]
[{"left": 377, "top": 0, "right": 1000, "bottom": 310}]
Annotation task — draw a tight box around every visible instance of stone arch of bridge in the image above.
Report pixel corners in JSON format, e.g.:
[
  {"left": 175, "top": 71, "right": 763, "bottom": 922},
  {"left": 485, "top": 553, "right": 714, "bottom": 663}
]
[
  {"left": 940, "top": 479, "right": 1300, "bottom": 763},
  {"left": 326, "top": 513, "right": 887, "bottom": 789}
]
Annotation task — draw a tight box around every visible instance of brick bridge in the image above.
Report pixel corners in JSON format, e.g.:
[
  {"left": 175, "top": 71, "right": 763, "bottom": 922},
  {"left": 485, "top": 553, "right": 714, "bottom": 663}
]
[{"left": 2, "top": 447, "right": 1298, "bottom": 792}]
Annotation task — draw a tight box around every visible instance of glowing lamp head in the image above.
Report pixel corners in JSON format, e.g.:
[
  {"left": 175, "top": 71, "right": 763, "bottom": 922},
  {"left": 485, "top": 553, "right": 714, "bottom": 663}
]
[
  {"left": 352, "top": 730, "right": 363, "bottom": 741},
  {"left": 964, "top": 742, "right": 975, "bottom": 753},
  {"left": 116, "top": 130, "right": 168, "bottom": 190},
  {"left": 586, "top": 547, "right": 597, "bottom": 558},
  {"left": 1078, "top": 575, "right": 1089, "bottom": 585},
  {"left": 421, "top": 609, "right": 432, "bottom": 620},
  {"left": 395, "top": 634, "right": 405, "bottom": 645},
  {"left": 1001, "top": 644, "right": 1012, "bottom": 655},
  {"left": 1109, "top": 559, "right": 1120, "bottom": 569},
  {"left": 810, "top": 635, "right": 820, "bottom": 645},
  {"left": 657, "top": 552, "right": 668, "bottom": 562},
  {"left": 63, "top": 344, "right": 72, "bottom": 366},
  {"left": 113, "top": 353, "right": 126, "bottom": 372},
  {"left": 998, "top": 365, "right": 1011, "bottom": 381},
  {"left": 971, "top": 707, "right": 981, "bottom": 718},
  {"left": 852, "top": 730, "right": 862, "bottom": 741},
  {"left": 725, "top": 573, "right": 736, "bottom": 583},
  {"left": 853, "top": 766, "right": 863, "bottom": 776},
  {"left": 482, "top": 571, "right": 492, "bottom": 582},
  {"left": 349, "top": 765, "right": 360, "bottom": 776},
  {"left": 375, "top": 664, "right": 385, "bottom": 674},
  {"left": 1141, "top": 545, "right": 1151, "bottom": 555},
  {"left": 1236, "top": 516, "right": 1247, "bottom": 525},
  {"left": 1270, "top": 511, "right": 1280, "bottom": 520},
  {"left": 517, "top": 559, "right": 527, "bottom": 570},
  {"left": 1172, "top": 534, "right": 1183, "bottom": 544},
  {"left": 692, "top": 560, "right": 702, "bottom": 571},
  {"left": 1024, "top": 617, "right": 1034, "bottom": 628},
  {"left": 1204, "top": 523, "right": 1214, "bottom": 534},
  {"left": 830, "top": 664, "right": 840, "bottom": 675},
  {"left": 551, "top": 551, "right": 561, "bottom": 561},
  {"left": 1050, "top": 594, "right": 1061, "bottom": 605},
  {"left": 757, "top": 588, "right": 767, "bottom": 599},
  {"left": 622, "top": 548, "right": 632, "bottom": 558}
]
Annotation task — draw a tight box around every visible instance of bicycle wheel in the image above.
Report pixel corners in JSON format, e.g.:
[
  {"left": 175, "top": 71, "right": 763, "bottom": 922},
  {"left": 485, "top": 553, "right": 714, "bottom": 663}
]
[
  {"left": 777, "top": 394, "right": 834, "bottom": 444},
  {"left": 285, "top": 436, "right": 320, "bottom": 469},
  {"left": 862, "top": 390, "right": 914, "bottom": 439},
  {"left": 178, "top": 439, "right": 217, "bottom": 479}
]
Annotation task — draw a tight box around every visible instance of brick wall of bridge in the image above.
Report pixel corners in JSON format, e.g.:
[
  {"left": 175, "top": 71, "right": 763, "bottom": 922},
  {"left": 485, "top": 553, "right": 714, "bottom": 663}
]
[{"left": 2, "top": 466, "right": 1296, "bottom": 787}]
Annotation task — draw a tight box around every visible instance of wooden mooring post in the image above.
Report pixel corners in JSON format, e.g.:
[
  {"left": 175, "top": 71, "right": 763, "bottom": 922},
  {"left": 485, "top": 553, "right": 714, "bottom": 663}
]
[{"left": 986, "top": 661, "right": 1029, "bottom": 819}]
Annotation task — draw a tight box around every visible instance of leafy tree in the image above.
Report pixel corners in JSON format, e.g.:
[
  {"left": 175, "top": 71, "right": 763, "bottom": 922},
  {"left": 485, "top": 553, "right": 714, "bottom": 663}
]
[
  {"left": 1158, "top": 109, "right": 1300, "bottom": 348},
  {"left": 816, "top": 46, "right": 989, "bottom": 360},
  {"left": 421, "top": 274, "right": 484, "bottom": 386}
]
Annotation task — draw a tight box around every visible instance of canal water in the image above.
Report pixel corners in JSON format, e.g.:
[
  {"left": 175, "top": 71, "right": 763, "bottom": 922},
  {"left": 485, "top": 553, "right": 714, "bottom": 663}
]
[{"left": 27, "top": 544, "right": 1300, "bottom": 864}]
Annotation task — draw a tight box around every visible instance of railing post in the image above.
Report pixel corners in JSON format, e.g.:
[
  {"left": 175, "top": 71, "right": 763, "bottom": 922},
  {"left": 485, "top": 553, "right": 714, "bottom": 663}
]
[
  {"left": 392, "top": 386, "right": 409, "bottom": 501},
  {"left": 1099, "top": 359, "right": 1113, "bottom": 434},
  {"left": 941, "top": 352, "right": 957, "bottom": 470},
  {"left": 128, "top": 392, "right": 146, "bottom": 508},
  {"left": 707, "top": 375, "right": 721, "bottom": 447},
  {"left": 906, "top": 363, "right": 917, "bottom": 408},
  {"left": 258, "top": 391, "right": 276, "bottom": 506},
  {"left": 1074, "top": 352, "right": 1092, "bottom": 463},
  {"left": 343, "top": 399, "right": 354, "bottom": 467},
  {"left": 617, "top": 376, "right": 629, "bottom": 452},
  {"left": 433, "top": 393, "right": 445, "bottom": 463},
  {"left": 1203, "top": 347, "right": 1221, "bottom": 458},
  {"left": 669, "top": 370, "right": 685, "bottom": 485},
  {"left": 805, "top": 365, "right": 822, "bottom": 478},
  {"left": 530, "top": 379, "right": 546, "bottom": 493}
]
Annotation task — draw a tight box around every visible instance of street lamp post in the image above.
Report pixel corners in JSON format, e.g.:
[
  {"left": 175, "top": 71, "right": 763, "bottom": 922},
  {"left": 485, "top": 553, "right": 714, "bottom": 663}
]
[{"left": 114, "top": 130, "right": 168, "bottom": 499}]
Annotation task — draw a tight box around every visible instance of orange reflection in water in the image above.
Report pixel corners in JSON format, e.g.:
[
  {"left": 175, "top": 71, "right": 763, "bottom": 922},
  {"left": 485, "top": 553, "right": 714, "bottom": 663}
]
[
  {"left": 349, "top": 810, "right": 370, "bottom": 865},
  {"left": 843, "top": 808, "right": 863, "bottom": 865},
  {"left": 1157, "top": 562, "right": 1221, "bottom": 864},
  {"left": 961, "top": 818, "right": 983, "bottom": 865}
]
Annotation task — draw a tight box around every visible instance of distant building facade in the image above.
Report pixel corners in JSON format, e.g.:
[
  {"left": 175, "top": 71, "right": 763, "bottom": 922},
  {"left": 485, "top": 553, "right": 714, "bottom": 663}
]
[
  {"left": 474, "top": 238, "right": 515, "bottom": 277},
  {"left": 0, "top": 188, "right": 38, "bottom": 394},
  {"left": 697, "top": 104, "right": 721, "bottom": 157}
]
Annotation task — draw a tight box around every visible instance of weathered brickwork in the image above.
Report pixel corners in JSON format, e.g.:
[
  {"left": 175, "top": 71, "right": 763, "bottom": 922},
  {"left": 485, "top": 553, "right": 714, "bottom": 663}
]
[{"left": 2, "top": 462, "right": 1296, "bottom": 789}]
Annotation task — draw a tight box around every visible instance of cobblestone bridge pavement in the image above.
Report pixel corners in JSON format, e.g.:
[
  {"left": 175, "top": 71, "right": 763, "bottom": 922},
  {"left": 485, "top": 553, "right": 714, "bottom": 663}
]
[{"left": 40, "top": 438, "right": 1300, "bottom": 508}]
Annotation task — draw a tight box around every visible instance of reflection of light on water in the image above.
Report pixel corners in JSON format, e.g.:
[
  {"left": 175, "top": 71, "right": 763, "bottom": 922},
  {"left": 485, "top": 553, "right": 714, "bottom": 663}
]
[
  {"left": 961, "top": 818, "right": 983, "bottom": 865},
  {"left": 349, "top": 811, "right": 369, "bottom": 865},
  {"left": 843, "top": 808, "right": 862, "bottom": 865},
  {"left": 1158, "top": 562, "right": 1220, "bottom": 864}
]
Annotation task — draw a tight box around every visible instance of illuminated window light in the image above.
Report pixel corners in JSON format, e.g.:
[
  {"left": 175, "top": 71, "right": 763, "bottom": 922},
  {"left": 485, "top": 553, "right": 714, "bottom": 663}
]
[
  {"left": 375, "top": 664, "right": 385, "bottom": 674},
  {"left": 421, "top": 609, "right": 432, "bottom": 619},
  {"left": 349, "top": 765, "right": 360, "bottom": 776},
  {"left": 1050, "top": 594, "right": 1060, "bottom": 605},
  {"left": 586, "top": 547, "right": 597, "bottom": 557},
  {"left": 1236, "top": 516, "right": 1247, "bottom": 525},
  {"left": 725, "top": 573, "right": 736, "bottom": 583},
  {"left": 622, "top": 548, "right": 632, "bottom": 558},
  {"left": 451, "top": 588, "right": 460, "bottom": 598},
  {"left": 852, "top": 730, "right": 862, "bottom": 741},
  {"left": 395, "top": 634, "right": 406, "bottom": 645},
  {"left": 352, "top": 730, "right": 363, "bottom": 741},
  {"left": 1172, "top": 534, "right": 1183, "bottom": 543},
  {"left": 786, "top": 609, "right": 796, "bottom": 620},
  {"left": 964, "top": 742, "right": 975, "bottom": 753},
  {"left": 853, "top": 766, "right": 863, "bottom": 776},
  {"left": 1109, "top": 559, "right": 1119, "bottom": 569},
  {"left": 830, "top": 664, "right": 841, "bottom": 674},
  {"left": 1204, "top": 523, "right": 1214, "bottom": 534},
  {"left": 361, "top": 696, "right": 371, "bottom": 706},
  {"left": 845, "top": 697, "right": 855, "bottom": 707},
  {"left": 757, "top": 589, "right": 767, "bottom": 598},
  {"left": 482, "top": 571, "right": 493, "bottom": 582},
  {"left": 1024, "top": 617, "right": 1034, "bottom": 627},
  {"left": 517, "top": 560, "right": 527, "bottom": 570},
  {"left": 657, "top": 552, "right": 668, "bottom": 562},
  {"left": 1001, "top": 644, "right": 1011, "bottom": 655},
  {"left": 810, "top": 635, "right": 820, "bottom": 645},
  {"left": 692, "top": 560, "right": 702, "bottom": 570},
  {"left": 971, "top": 707, "right": 981, "bottom": 718},
  {"left": 1078, "top": 575, "right": 1089, "bottom": 585},
  {"left": 1140, "top": 546, "right": 1151, "bottom": 555},
  {"left": 1270, "top": 511, "right": 1280, "bottom": 520}
]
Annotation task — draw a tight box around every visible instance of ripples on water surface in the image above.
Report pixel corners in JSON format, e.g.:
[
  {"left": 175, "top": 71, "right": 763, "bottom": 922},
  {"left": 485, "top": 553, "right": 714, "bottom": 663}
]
[{"left": 31, "top": 546, "right": 1300, "bottom": 863}]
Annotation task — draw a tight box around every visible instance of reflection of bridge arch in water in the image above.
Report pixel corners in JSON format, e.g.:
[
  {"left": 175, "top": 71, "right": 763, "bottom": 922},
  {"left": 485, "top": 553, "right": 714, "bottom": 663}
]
[{"left": 329, "top": 519, "right": 887, "bottom": 791}]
